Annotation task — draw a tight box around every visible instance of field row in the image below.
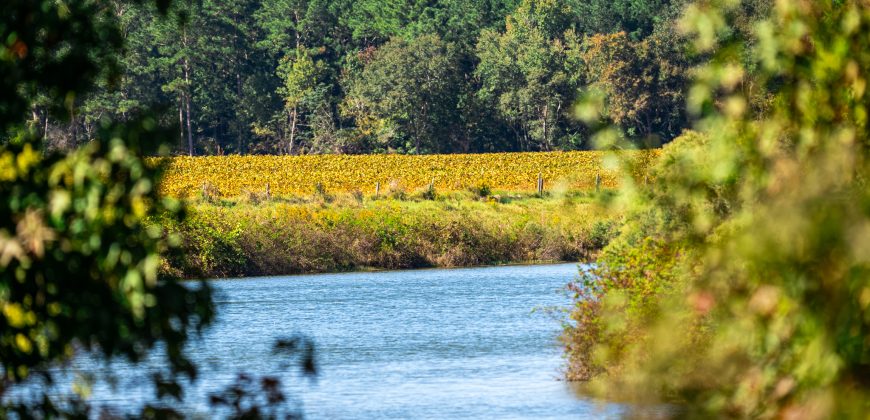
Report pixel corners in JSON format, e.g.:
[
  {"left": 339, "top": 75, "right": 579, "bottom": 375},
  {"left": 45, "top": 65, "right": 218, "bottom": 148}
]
[{"left": 152, "top": 151, "right": 660, "bottom": 198}]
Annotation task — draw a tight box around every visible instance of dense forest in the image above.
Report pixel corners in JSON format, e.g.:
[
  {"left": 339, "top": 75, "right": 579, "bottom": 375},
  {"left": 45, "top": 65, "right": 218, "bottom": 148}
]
[{"left": 29, "top": 0, "right": 767, "bottom": 155}]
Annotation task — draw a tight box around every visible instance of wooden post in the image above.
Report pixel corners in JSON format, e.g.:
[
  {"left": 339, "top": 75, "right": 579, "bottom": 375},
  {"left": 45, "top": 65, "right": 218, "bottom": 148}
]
[
  {"left": 265, "top": 182, "right": 271, "bottom": 199},
  {"left": 375, "top": 181, "right": 380, "bottom": 197},
  {"left": 595, "top": 173, "right": 601, "bottom": 192},
  {"left": 537, "top": 172, "right": 543, "bottom": 196}
]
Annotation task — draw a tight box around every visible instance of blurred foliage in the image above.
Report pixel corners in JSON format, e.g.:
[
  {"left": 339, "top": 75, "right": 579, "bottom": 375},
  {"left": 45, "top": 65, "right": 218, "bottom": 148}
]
[
  {"left": 1, "top": 0, "right": 125, "bottom": 133},
  {"left": 565, "top": 0, "right": 870, "bottom": 417},
  {"left": 208, "top": 336, "right": 317, "bottom": 420},
  {"left": 0, "top": 123, "right": 214, "bottom": 385},
  {"left": 1, "top": 0, "right": 215, "bottom": 414}
]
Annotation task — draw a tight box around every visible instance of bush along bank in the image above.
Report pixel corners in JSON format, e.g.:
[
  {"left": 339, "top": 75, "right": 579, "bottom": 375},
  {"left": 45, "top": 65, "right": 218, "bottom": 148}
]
[{"left": 161, "top": 192, "right": 620, "bottom": 279}]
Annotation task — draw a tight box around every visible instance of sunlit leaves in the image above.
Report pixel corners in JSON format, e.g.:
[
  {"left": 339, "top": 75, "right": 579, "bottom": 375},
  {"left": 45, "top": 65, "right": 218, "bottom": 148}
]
[
  {"left": 0, "top": 123, "right": 213, "bottom": 390},
  {"left": 567, "top": 0, "right": 870, "bottom": 416}
]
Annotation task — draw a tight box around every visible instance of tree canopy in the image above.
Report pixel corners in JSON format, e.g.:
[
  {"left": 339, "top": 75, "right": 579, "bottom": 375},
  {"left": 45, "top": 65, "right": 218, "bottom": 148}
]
[{"left": 17, "top": 0, "right": 763, "bottom": 155}]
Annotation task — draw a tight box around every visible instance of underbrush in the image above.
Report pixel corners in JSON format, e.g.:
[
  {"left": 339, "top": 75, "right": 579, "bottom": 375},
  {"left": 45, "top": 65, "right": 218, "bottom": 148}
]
[{"left": 163, "top": 192, "right": 620, "bottom": 279}]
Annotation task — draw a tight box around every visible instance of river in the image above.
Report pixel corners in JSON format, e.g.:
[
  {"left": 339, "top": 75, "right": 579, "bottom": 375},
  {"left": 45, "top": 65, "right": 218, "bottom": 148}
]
[{"left": 69, "top": 263, "right": 634, "bottom": 418}]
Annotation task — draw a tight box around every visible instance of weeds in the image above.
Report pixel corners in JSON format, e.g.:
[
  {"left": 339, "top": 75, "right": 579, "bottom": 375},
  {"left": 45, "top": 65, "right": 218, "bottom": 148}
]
[
  {"left": 163, "top": 194, "right": 619, "bottom": 278},
  {"left": 420, "top": 183, "right": 437, "bottom": 200},
  {"left": 470, "top": 183, "right": 491, "bottom": 199}
]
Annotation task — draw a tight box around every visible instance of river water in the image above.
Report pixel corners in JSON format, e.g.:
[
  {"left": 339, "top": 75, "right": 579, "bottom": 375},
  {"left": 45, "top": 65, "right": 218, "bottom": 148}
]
[{"left": 71, "top": 263, "right": 633, "bottom": 418}]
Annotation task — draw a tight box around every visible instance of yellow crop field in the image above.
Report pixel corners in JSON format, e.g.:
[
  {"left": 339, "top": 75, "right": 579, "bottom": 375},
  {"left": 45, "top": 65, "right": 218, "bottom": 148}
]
[{"left": 151, "top": 150, "right": 660, "bottom": 198}]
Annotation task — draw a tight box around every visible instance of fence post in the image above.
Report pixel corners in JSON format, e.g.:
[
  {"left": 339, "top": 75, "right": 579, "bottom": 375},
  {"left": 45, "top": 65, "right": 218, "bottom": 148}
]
[
  {"left": 375, "top": 181, "right": 380, "bottom": 197},
  {"left": 595, "top": 173, "right": 601, "bottom": 192},
  {"left": 265, "top": 182, "right": 271, "bottom": 199},
  {"left": 537, "top": 172, "right": 544, "bottom": 196}
]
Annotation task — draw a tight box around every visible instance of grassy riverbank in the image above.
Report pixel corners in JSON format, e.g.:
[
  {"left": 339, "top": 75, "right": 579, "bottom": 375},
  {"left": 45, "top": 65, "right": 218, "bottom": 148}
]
[{"left": 163, "top": 191, "right": 619, "bottom": 279}]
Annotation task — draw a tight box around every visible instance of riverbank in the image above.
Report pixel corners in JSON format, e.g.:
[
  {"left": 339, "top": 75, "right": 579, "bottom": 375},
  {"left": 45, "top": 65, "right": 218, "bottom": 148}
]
[{"left": 162, "top": 191, "right": 620, "bottom": 279}]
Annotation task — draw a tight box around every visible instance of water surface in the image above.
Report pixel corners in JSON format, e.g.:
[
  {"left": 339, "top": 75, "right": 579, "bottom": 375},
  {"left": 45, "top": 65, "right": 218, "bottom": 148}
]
[{"left": 79, "top": 263, "right": 628, "bottom": 418}]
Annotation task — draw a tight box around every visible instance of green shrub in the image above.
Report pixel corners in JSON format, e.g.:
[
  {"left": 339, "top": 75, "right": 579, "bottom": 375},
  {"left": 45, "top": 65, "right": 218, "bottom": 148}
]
[
  {"left": 470, "top": 183, "right": 492, "bottom": 198},
  {"left": 420, "top": 183, "right": 437, "bottom": 200},
  {"left": 564, "top": 2, "right": 870, "bottom": 417},
  {"left": 167, "top": 196, "right": 618, "bottom": 277},
  {"left": 167, "top": 214, "right": 247, "bottom": 278},
  {"left": 585, "top": 220, "right": 617, "bottom": 250},
  {"left": 0, "top": 131, "right": 214, "bottom": 407}
]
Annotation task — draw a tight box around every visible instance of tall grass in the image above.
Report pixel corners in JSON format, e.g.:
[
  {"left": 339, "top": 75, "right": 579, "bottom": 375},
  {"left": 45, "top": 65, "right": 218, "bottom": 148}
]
[{"left": 163, "top": 192, "right": 618, "bottom": 279}]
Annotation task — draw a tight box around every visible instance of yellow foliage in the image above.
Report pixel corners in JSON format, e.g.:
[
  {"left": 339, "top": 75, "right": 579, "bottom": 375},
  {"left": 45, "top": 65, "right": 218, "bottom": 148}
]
[{"left": 151, "top": 151, "right": 659, "bottom": 198}]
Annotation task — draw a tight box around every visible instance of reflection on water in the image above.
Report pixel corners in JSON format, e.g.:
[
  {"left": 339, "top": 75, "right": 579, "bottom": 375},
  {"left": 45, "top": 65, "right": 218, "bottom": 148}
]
[{"left": 73, "top": 263, "right": 631, "bottom": 418}]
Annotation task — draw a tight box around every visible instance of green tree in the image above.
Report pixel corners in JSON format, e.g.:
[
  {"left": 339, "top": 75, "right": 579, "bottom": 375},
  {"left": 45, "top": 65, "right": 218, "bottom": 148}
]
[
  {"left": 475, "top": 0, "right": 583, "bottom": 151},
  {"left": 573, "top": 0, "right": 680, "bottom": 39},
  {"left": 579, "top": 29, "right": 688, "bottom": 142},
  {"left": 7, "top": 0, "right": 715, "bottom": 156},
  {"left": 276, "top": 48, "right": 329, "bottom": 154},
  {"left": 342, "top": 34, "right": 462, "bottom": 153},
  {"left": 255, "top": 0, "right": 347, "bottom": 154},
  {"left": 197, "top": 0, "right": 274, "bottom": 154}
]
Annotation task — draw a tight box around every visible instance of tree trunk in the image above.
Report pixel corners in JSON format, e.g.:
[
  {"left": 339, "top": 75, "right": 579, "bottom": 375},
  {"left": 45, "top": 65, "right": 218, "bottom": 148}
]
[
  {"left": 183, "top": 28, "right": 194, "bottom": 156},
  {"left": 179, "top": 99, "right": 185, "bottom": 150},
  {"left": 185, "top": 93, "right": 193, "bottom": 156},
  {"left": 236, "top": 72, "right": 243, "bottom": 154},
  {"left": 414, "top": 102, "right": 429, "bottom": 154},
  {"left": 541, "top": 104, "right": 548, "bottom": 151},
  {"left": 70, "top": 112, "right": 78, "bottom": 149},
  {"left": 510, "top": 124, "right": 523, "bottom": 151},
  {"left": 288, "top": 106, "right": 298, "bottom": 155},
  {"left": 294, "top": 10, "right": 301, "bottom": 50},
  {"left": 554, "top": 100, "right": 562, "bottom": 150}
]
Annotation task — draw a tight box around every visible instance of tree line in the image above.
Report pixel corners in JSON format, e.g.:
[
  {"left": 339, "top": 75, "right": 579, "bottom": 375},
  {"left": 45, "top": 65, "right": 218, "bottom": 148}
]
[{"left": 31, "top": 0, "right": 769, "bottom": 155}]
